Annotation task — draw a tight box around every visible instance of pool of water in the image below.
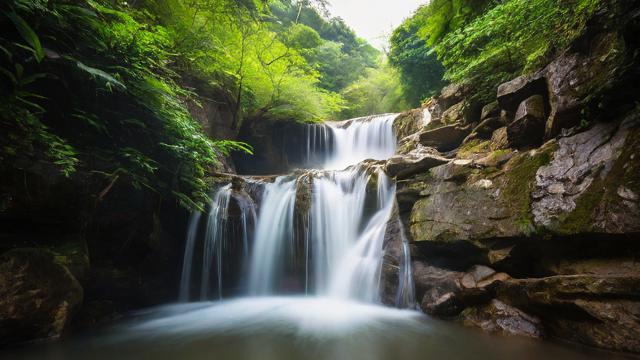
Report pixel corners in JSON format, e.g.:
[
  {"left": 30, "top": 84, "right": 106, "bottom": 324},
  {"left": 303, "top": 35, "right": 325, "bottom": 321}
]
[{"left": 3, "top": 297, "right": 630, "bottom": 360}]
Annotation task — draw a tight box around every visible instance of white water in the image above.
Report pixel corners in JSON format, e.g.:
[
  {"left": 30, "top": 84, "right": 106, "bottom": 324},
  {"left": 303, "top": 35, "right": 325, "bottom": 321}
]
[
  {"left": 247, "top": 177, "right": 297, "bottom": 295},
  {"left": 321, "top": 114, "right": 397, "bottom": 170},
  {"left": 322, "top": 169, "right": 396, "bottom": 302},
  {"left": 180, "top": 185, "right": 256, "bottom": 301},
  {"left": 180, "top": 113, "right": 414, "bottom": 306}
]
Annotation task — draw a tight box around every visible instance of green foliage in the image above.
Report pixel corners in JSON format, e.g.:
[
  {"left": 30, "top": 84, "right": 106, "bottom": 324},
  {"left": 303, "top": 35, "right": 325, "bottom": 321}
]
[
  {"left": 6, "top": 11, "right": 44, "bottom": 62},
  {"left": 394, "top": 0, "right": 602, "bottom": 103},
  {"left": 413, "top": 0, "right": 493, "bottom": 47},
  {"left": 267, "top": 0, "right": 382, "bottom": 107},
  {"left": 339, "top": 60, "right": 408, "bottom": 119},
  {"left": 389, "top": 15, "right": 446, "bottom": 107},
  {"left": 0, "top": 0, "right": 251, "bottom": 210}
]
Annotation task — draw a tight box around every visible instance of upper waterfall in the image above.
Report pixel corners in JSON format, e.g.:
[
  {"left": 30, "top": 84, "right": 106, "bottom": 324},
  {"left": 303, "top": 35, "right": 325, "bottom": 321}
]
[
  {"left": 321, "top": 114, "right": 398, "bottom": 170},
  {"left": 304, "top": 114, "right": 398, "bottom": 170}
]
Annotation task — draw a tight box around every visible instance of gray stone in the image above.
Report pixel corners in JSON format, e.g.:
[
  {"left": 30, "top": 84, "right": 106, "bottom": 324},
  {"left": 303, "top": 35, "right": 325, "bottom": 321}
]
[
  {"left": 507, "top": 95, "right": 546, "bottom": 148},
  {"left": 462, "top": 299, "right": 543, "bottom": 338},
  {"left": 419, "top": 123, "right": 473, "bottom": 152},
  {"left": 384, "top": 146, "right": 449, "bottom": 179}
]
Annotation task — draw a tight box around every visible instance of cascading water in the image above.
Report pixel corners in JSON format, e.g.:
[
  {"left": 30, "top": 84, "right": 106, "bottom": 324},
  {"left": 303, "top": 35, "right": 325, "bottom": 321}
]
[
  {"left": 318, "top": 114, "right": 397, "bottom": 170},
  {"left": 179, "top": 113, "right": 414, "bottom": 306},
  {"left": 247, "top": 177, "right": 297, "bottom": 295},
  {"left": 179, "top": 184, "right": 257, "bottom": 301}
]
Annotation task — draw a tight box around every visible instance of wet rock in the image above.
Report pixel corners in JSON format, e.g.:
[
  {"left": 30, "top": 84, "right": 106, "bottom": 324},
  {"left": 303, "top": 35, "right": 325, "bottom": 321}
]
[
  {"left": 393, "top": 109, "right": 425, "bottom": 140},
  {"left": 461, "top": 299, "right": 543, "bottom": 338},
  {"left": 0, "top": 248, "right": 83, "bottom": 345},
  {"left": 498, "top": 275, "right": 640, "bottom": 353},
  {"left": 460, "top": 265, "right": 496, "bottom": 289},
  {"left": 380, "top": 204, "right": 408, "bottom": 306},
  {"left": 419, "top": 123, "right": 473, "bottom": 152},
  {"left": 384, "top": 146, "right": 449, "bottom": 180},
  {"left": 507, "top": 95, "right": 546, "bottom": 148},
  {"left": 532, "top": 114, "right": 640, "bottom": 233},
  {"left": 416, "top": 263, "right": 503, "bottom": 317},
  {"left": 414, "top": 263, "right": 464, "bottom": 316}
]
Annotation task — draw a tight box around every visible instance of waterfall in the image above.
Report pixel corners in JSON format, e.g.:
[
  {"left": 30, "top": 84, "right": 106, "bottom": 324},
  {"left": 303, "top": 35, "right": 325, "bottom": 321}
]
[
  {"left": 179, "top": 185, "right": 256, "bottom": 301},
  {"left": 247, "top": 177, "right": 297, "bottom": 295},
  {"left": 396, "top": 223, "right": 416, "bottom": 308},
  {"left": 322, "top": 169, "right": 396, "bottom": 302},
  {"left": 180, "top": 113, "right": 415, "bottom": 308},
  {"left": 179, "top": 211, "right": 202, "bottom": 302},
  {"left": 316, "top": 114, "right": 397, "bottom": 171}
]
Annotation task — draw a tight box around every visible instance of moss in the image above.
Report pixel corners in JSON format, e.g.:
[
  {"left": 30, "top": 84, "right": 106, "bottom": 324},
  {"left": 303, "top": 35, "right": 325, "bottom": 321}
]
[
  {"left": 500, "top": 143, "right": 556, "bottom": 234},
  {"left": 486, "top": 149, "right": 512, "bottom": 162},
  {"left": 457, "top": 139, "right": 491, "bottom": 158}
]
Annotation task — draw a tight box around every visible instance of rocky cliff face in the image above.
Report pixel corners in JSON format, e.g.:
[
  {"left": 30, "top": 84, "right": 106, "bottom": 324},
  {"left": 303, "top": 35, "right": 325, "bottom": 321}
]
[{"left": 380, "top": 1, "right": 640, "bottom": 353}]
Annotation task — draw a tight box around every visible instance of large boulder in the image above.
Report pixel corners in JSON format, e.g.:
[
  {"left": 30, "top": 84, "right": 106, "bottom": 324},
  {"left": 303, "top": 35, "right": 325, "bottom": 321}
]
[
  {"left": 384, "top": 146, "right": 449, "bottom": 180},
  {"left": 0, "top": 248, "right": 83, "bottom": 345},
  {"left": 418, "top": 123, "right": 473, "bottom": 152},
  {"left": 497, "top": 75, "right": 548, "bottom": 114},
  {"left": 507, "top": 95, "right": 546, "bottom": 148},
  {"left": 498, "top": 275, "right": 640, "bottom": 353},
  {"left": 440, "top": 102, "right": 466, "bottom": 125},
  {"left": 542, "top": 30, "right": 628, "bottom": 139},
  {"left": 437, "top": 83, "right": 467, "bottom": 110}
]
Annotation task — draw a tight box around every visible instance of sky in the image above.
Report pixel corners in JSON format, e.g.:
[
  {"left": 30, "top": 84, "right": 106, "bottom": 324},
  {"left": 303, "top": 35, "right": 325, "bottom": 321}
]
[{"left": 326, "top": 0, "right": 426, "bottom": 50}]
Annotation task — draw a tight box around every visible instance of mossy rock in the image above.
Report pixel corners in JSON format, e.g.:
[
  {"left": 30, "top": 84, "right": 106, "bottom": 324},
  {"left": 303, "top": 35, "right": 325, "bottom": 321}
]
[{"left": 0, "top": 248, "right": 83, "bottom": 345}]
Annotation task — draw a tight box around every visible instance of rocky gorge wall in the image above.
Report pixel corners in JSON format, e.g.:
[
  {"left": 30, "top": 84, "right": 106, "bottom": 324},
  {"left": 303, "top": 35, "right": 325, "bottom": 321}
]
[{"left": 379, "top": 1, "right": 640, "bottom": 353}]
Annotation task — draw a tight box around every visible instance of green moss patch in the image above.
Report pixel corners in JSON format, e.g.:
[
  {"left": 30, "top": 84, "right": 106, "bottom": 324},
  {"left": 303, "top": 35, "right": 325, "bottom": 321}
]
[{"left": 500, "top": 143, "right": 556, "bottom": 234}]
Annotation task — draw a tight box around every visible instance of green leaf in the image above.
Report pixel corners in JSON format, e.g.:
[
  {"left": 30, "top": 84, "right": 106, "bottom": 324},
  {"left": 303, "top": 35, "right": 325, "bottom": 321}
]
[
  {"left": 5, "top": 12, "right": 44, "bottom": 62},
  {"left": 75, "top": 60, "right": 126, "bottom": 90}
]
